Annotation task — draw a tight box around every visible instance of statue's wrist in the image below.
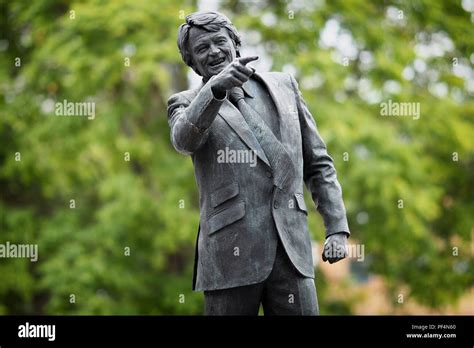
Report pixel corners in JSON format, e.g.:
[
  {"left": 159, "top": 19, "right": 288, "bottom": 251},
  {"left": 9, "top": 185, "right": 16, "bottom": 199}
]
[
  {"left": 211, "top": 82, "right": 226, "bottom": 100},
  {"left": 326, "top": 231, "right": 349, "bottom": 239}
]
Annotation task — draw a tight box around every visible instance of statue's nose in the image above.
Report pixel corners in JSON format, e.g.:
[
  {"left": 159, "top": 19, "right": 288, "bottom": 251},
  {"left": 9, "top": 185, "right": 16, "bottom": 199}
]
[{"left": 209, "top": 44, "right": 220, "bottom": 56}]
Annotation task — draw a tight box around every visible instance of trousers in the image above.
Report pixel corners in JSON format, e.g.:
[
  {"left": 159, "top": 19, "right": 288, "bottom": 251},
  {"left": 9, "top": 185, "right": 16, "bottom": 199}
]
[{"left": 204, "top": 239, "right": 319, "bottom": 315}]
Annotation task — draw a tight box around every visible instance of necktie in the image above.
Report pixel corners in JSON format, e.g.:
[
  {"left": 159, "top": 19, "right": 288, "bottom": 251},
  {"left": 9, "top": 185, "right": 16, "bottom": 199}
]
[{"left": 229, "top": 87, "right": 296, "bottom": 192}]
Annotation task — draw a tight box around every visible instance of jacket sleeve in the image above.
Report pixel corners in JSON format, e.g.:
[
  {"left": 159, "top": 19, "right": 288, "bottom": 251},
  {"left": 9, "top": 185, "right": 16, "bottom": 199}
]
[
  {"left": 289, "top": 74, "right": 350, "bottom": 238},
  {"left": 167, "top": 76, "right": 226, "bottom": 155}
]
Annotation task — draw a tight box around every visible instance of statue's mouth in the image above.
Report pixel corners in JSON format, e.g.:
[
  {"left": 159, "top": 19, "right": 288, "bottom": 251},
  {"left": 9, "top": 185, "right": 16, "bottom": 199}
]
[{"left": 209, "top": 57, "right": 226, "bottom": 67}]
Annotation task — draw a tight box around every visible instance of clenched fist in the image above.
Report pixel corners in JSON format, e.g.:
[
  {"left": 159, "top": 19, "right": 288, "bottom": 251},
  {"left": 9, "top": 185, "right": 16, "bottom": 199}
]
[{"left": 322, "top": 232, "right": 349, "bottom": 264}]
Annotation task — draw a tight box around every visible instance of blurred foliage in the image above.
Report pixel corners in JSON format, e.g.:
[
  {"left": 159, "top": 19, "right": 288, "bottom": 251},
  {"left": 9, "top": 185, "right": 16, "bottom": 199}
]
[
  {"left": 1, "top": 0, "right": 202, "bottom": 314},
  {"left": 0, "top": 0, "right": 472, "bottom": 314}
]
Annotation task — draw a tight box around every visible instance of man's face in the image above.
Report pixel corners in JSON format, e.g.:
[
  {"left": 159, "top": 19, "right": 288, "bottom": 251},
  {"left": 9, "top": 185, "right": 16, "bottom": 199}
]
[{"left": 188, "top": 27, "right": 237, "bottom": 80}]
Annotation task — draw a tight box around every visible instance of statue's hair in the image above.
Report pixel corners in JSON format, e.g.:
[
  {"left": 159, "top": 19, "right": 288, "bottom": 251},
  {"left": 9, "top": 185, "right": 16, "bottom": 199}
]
[{"left": 177, "top": 11, "right": 241, "bottom": 75}]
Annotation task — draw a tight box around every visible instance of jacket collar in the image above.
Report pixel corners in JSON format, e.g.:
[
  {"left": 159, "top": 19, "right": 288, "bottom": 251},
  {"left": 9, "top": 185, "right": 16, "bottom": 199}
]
[{"left": 200, "top": 76, "right": 254, "bottom": 98}]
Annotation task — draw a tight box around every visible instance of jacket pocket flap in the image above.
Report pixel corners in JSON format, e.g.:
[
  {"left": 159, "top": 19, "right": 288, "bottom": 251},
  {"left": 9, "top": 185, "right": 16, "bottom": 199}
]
[
  {"left": 210, "top": 182, "right": 239, "bottom": 208},
  {"left": 294, "top": 193, "right": 307, "bottom": 213},
  {"left": 208, "top": 201, "right": 245, "bottom": 234}
]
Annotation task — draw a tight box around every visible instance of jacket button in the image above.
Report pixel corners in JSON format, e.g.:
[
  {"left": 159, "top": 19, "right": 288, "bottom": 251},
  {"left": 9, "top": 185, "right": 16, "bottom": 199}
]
[
  {"left": 266, "top": 171, "right": 272, "bottom": 178},
  {"left": 274, "top": 201, "right": 279, "bottom": 209}
]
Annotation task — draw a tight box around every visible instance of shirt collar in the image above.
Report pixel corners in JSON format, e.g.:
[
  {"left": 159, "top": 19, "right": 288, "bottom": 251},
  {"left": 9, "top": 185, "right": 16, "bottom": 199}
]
[{"left": 201, "top": 75, "right": 255, "bottom": 99}]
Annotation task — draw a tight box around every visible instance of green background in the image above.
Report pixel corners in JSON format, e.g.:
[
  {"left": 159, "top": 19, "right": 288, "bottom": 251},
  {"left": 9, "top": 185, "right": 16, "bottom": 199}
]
[{"left": 0, "top": 0, "right": 472, "bottom": 314}]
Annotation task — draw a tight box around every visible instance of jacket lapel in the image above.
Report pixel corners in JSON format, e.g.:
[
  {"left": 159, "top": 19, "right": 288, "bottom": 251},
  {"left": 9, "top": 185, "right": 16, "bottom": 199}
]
[
  {"left": 218, "top": 100, "right": 270, "bottom": 167},
  {"left": 252, "top": 73, "right": 294, "bottom": 156},
  {"left": 204, "top": 72, "right": 292, "bottom": 170},
  {"left": 192, "top": 80, "right": 269, "bottom": 167}
]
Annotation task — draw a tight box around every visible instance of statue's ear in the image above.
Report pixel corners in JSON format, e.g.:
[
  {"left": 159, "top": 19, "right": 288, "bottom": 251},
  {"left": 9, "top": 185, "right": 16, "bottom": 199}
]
[{"left": 232, "top": 39, "right": 241, "bottom": 58}]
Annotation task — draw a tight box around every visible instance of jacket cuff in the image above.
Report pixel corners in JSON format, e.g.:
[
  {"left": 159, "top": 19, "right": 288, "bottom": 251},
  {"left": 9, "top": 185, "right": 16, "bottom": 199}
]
[{"left": 325, "top": 219, "right": 350, "bottom": 238}]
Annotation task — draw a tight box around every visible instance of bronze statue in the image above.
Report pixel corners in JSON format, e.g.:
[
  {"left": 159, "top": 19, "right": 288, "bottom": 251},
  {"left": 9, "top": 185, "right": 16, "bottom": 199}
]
[{"left": 168, "top": 11, "right": 350, "bottom": 315}]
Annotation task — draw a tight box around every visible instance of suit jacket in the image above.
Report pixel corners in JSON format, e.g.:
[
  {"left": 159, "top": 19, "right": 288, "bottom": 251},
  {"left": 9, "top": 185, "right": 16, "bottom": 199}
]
[{"left": 167, "top": 71, "right": 350, "bottom": 291}]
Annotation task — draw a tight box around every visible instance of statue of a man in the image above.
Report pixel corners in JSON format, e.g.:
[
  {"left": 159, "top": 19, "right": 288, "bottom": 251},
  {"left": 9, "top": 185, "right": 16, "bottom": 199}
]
[{"left": 167, "top": 11, "right": 350, "bottom": 315}]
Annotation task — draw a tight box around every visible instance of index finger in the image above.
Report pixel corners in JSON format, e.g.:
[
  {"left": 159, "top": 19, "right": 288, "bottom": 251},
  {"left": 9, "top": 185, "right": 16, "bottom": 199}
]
[{"left": 238, "top": 56, "right": 259, "bottom": 66}]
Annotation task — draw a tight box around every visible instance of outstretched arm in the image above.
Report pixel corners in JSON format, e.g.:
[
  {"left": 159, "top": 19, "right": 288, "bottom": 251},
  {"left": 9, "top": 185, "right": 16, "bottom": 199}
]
[
  {"left": 167, "top": 76, "right": 225, "bottom": 155},
  {"left": 167, "top": 56, "right": 258, "bottom": 155}
]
